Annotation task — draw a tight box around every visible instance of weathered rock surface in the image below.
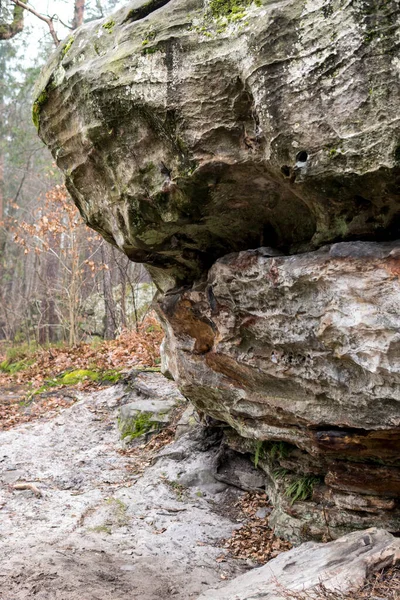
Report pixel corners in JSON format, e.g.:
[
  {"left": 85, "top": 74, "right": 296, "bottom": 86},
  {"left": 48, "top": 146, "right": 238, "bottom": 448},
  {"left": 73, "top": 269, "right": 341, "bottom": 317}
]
[
  {"left": 36, "top": 0, "right": 400, "bottom": 288},
  {"left": 159, "top": 241, "right": 400, "bottom": 437},
  {"left": 35, "top": 0, "right": 400, "bottom": 540},
  {"left": 158, "top": 241, "right": 400, "bottom": 540},
  {"left": 197, "top": 528, "right": 400, "bottom": 599}
]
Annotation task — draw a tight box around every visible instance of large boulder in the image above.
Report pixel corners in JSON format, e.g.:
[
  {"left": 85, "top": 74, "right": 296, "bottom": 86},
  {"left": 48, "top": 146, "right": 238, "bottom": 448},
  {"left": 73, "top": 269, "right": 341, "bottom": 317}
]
[
  {"left": 35, "top": 0, "right": 400, "bottom": 289},
  {"left": 35, "top": 0, "right": 400, "bottom": 540}
]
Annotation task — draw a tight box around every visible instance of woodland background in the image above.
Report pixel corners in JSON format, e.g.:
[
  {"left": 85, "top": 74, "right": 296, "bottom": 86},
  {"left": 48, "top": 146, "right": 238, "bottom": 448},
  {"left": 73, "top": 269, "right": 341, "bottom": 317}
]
[{"left": 0, "top": 0, "right": 155, "bottom": 348}]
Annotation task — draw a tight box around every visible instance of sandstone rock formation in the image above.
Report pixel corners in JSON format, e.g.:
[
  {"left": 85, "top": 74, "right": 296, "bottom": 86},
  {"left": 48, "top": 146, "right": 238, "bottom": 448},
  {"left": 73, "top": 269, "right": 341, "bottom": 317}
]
[
  {"left": 35, "top": 0, "right": 400, "bottom": 540},
  {"left": 159, "top": 240, "right": 400, "bottom": 539},
  {"left": 197, "top": 528, "right": 400, "bottom": 599},
  {"left": 35, "top": 0, "right": 400, "bottom": 289}
]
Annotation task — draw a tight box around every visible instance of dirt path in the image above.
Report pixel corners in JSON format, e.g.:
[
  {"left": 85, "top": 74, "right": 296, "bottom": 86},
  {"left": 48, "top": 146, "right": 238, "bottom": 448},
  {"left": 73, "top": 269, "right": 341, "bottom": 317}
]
[{"left": 0, "top": 376, "right": 247, "bottom": 599}]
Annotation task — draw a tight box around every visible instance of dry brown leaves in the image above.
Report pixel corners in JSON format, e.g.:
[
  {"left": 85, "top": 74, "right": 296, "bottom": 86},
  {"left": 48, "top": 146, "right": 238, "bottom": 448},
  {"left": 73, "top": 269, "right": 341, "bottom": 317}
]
[
  {"left": 0, "top": 315, "right": 163, "bottom": 390},
  {"left": 222, "top": 491, "right": 292, "bottom": 565},
  {"left": 0, "top": 390, "right": 76, "bottom": 431},
  {"left": 0, "top": 315, "right": 163, "bottom": 431}
]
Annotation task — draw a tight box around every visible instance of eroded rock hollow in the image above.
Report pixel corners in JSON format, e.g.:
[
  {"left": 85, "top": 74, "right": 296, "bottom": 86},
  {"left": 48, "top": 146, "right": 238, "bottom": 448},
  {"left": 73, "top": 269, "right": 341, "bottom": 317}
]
[{"left": 36, "top": 0, "right": 400, "bottom": 541}]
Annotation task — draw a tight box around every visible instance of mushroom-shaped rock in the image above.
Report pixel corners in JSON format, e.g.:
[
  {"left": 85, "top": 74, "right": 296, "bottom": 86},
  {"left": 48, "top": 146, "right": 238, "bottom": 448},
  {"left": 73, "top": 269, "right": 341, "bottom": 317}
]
[{"left": 35, "top": 0, "right": 400, "bottom": 288}]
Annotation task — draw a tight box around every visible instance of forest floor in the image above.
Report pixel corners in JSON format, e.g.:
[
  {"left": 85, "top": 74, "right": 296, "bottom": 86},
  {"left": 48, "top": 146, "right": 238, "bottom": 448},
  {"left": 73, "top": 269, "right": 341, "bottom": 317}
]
[
  {"left": 0, "top": 316, "right": 163, "bottom": 430},
  {"left": 0, "top": 373, "right": 257, "bottom": 600},
  {"left": 1, "top": 329, "right": 399, "bottom": 600}
]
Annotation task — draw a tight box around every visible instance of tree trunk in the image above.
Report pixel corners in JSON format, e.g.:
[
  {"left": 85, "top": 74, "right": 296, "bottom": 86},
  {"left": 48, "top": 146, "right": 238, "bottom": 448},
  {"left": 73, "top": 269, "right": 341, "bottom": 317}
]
[{"left": 71, "top": 0, "right": 85, "bottom": 30}]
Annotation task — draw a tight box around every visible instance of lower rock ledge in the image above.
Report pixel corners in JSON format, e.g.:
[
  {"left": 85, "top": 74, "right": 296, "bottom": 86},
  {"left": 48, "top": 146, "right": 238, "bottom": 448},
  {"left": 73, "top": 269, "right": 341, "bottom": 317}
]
[
  {"left": 158, "top": 240, "right": 400, "bottom": 542},
  {"left": 224, "top": 430, "right": 400, "bottom": 543},
  {"left": 196, "top": 528, "right": 400, "bottom": 600}
]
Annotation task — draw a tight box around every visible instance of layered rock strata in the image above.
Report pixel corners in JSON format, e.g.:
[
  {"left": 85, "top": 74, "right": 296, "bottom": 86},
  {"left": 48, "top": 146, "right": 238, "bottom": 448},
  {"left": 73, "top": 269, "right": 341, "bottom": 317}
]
[
  {"left": 35, "top": 0, "right": 400, "bottom": 540},
  {"left": 158, "top": 241, "right": 400, "bottom": 540}
]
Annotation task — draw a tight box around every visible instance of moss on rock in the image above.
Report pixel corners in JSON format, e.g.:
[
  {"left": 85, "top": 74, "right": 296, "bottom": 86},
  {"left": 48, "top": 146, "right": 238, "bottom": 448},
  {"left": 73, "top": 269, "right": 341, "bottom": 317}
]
[{"left": 32, "top": 91, "right": 49, "bottom": 131}]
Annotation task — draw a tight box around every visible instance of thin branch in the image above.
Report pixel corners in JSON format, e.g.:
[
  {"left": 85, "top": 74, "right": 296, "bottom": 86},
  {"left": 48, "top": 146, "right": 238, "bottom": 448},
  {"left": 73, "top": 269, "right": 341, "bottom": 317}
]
[
  {"left": 9, "top": 0, "right": 60, "bottom": 45},
  {"left": 53, "top": 15, "right": 74, "bottom": 31}
]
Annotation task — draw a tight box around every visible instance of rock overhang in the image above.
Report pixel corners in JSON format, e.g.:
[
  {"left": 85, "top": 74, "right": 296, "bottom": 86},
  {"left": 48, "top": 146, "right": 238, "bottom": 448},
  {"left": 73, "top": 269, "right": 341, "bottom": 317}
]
[
  {"left": 35, "top": 0, "right": 400, "bottom": 541},
  {"left": 35, "top": 0, "right": 400, "bottom": 288}
]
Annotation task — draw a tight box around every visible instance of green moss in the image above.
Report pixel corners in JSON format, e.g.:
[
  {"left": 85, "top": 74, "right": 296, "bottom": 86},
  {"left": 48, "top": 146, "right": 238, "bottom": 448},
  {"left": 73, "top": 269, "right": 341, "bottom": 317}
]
[
  {"left": 208, "top": 0, "right": 253, "bottom": 20},
  {"left": 119, "top": 411, "right": 157, "bottom": 440},
  {"left": 61, "top": 37, "right": 74, "bottom": 58},
  {"left": 141, "top": 29, "right": 156, "bottom": 48},
  {"left": 0, "top": 4, "right": 23, "bottom": 38},
  {"left": 102, "top": 19, "right": 115, "bottom": 33},
  {"left": 58, "top": 368, "right": 121, "bottom": 385},
  {"left": 93, "top": 40, "right": 101, "bottom": 55},
  {"left": 60, "top": 369, "right": 100, "bottom": 385},
  {"left": 141, "top": 45, "right": 160, "bottom": 56},
  {"left": 364, "top": 29, "right": 378, "bottom": 43},
  {"left": 29, "top": 368, "right": 121, "bottom": 398},
  {"left": 32, "top": 91, "right": 49, "bottom": 130},
  {"left": 101, "top": 369, "right": 122, "bottom": 383}
]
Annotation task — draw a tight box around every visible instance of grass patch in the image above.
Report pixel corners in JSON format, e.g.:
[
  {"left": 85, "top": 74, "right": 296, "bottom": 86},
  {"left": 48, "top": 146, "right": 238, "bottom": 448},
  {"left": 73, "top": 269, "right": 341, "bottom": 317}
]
[
  {"left": 253, "top": 440, "right": 293, "bottom": 468},
  {"left": 0, "top": 357, "right": 35, "bottom": 374},
  {"left": 285, "top": 475, "right": 320, "bottom": 505},
  {"left": 0, "top": 343, "right": 37, "bottom": 374}
]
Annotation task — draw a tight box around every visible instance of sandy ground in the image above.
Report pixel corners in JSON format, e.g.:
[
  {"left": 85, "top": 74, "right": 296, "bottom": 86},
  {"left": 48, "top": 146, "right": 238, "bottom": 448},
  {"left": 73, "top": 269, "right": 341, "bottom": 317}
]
[{"left": 0, "top": 376, "right": 248, "bottom": 599}]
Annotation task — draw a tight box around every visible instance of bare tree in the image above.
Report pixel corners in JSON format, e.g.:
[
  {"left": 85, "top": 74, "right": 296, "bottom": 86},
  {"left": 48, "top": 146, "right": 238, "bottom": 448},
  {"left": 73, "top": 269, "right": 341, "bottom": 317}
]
[{"left": 0, "top": 0, "right": 89, "bottom": 46}]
